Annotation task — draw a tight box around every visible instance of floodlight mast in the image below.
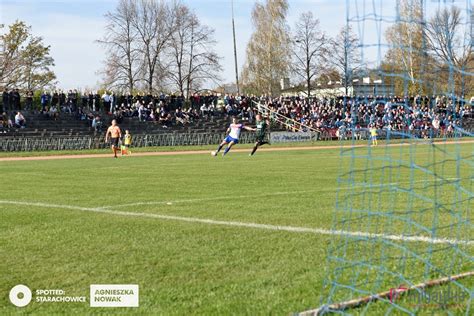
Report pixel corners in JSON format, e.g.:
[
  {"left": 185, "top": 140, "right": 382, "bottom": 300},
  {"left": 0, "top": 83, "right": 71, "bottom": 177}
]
[{"left": 231, "top": 0, "right": 240, "bottom": 95}]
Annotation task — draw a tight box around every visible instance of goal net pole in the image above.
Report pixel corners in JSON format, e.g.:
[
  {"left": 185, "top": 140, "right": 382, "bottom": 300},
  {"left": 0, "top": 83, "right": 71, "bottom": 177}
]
[{"left": 300, "top": 271, "right": 474, "bottom": 315}]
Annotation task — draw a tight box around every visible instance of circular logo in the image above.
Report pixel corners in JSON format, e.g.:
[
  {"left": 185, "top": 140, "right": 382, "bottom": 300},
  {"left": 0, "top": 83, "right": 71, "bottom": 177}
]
[{"left": 9, "top": 284, "right": 32, "bottom": 307}]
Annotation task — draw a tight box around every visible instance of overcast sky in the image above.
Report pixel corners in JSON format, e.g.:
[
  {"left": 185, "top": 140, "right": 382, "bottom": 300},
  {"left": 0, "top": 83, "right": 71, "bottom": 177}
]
[{"left": 0, "top": 0, "right": 469, "bottom": 90}]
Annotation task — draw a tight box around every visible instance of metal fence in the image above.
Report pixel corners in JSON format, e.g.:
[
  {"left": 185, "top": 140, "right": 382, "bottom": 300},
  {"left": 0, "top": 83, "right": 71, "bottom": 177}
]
[
  {"left": 324, "top": 126, "right": 474, "bottom": 141},
  {"left": 0, "top": 132, "right": 256, "bottom": 152},
  {"left": 1, "top": 127, "right": 473, "bottom": 152}
]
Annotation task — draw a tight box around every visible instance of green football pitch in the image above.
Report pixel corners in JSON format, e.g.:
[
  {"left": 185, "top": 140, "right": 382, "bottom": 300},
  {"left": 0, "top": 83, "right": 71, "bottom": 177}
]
[{"left": 0, "top": 141, "right": 472, "bottom": 315}]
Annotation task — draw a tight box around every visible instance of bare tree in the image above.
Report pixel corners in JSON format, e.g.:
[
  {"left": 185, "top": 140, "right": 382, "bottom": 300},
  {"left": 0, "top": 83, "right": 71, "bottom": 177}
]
[
  {"left": 425, "top": 7, "right": 469, "bottom": 67},
  {"left": 98, "top": 0, "right": 221, "bottom": 96},
  {"left": 167, "top": 3, "right": 222, "bottom": 98},
  {"left": 424, "top": 6, "right": 473, "bottom": 94},
  {"left": 291, "top": 11, "right": 326, "bottom": 97},
  {"left": 131, "top": 0, "right": 173, "bottom": 94},
  {"left": 98, "top": 0, "right": 141, "bottom": 93},
  {"left": 326, "top": 25, "right": 361, "bottom": 96}
]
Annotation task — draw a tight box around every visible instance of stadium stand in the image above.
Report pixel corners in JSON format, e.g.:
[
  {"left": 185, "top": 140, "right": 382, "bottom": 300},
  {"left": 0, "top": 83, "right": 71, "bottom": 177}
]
[{"left": 1, "top": 91, "right": 472, "bottom": 144}]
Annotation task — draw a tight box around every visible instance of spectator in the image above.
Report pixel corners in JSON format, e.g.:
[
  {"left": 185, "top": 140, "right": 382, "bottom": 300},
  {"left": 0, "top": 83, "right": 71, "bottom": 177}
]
[
  {"left": 25, "top": 90, "right": 33, "bottom": 111},
  {"left": 208, "top": 102, "right": 216, "bottom": 117},
  {"left": 88, "top": 91, "right": 94, "bottom": 111},
  {"left": 41, "top": 91, "right": 50, "bottom": 111},
  {"left": 14, "top": 111, "right": 26, "bottom": 128},
  {"left": 0, "top": 112, "right": 9, "bottom": 133},
  {"left": 432, "top": 116, "right": 440, "bottom": 137},
  {"left": 81, "top": 92, "right": 88, "bottom": 110},
  {"left": 7, "top": 115, "right": 13, "bottom": 129},
  {"left": 11, "top": 89, "right": 21, "bottom": 111},
  {"left": 158, "top": 107, "right": 171, "bottom": 127},
  {"left": 2, "top": 88, "right": 9, "bottom": 112},
  {"left": 138, "top": 102, "right": 146, "bottom": 121},
  {"left": 49, "top": 105, "right": 59, "bottom": 120},
  {"left": 200, "top": 103, "right": 209, "bottom": 118},
  {"left": 102, "top": 91, "right": 111, "bottom": 113},
  {"left": 110, "top": 92, "right": 116, "bottom": 113},
  {"left": 175, "top": 108, "right": 189, "bottom": 125},
  {"left": 76, "top": 107, "right": 87, "bottom": 120},
  {"left": 62, "top": 96, "right": 72, "bottom": 114},
  {"left": 225, "top": 103, "right": 234, "bottom": 116},
  {"left": 52, "top": 90, "right": 59, "bottom": 108},
  {"left": 94, "top": 92, "right": 101, "bottom": 112},
  {"left": 92, "top": 115, "right": 103, "bottom": 132},
  {"left": 113, "top": 108, "right": 124, "bottom": 124},
  {"left": 68, "top": 89, "right": 77, "bottom": 111},
  {"left": 59, "top": 90, "right": 66, "bottom": 108}
]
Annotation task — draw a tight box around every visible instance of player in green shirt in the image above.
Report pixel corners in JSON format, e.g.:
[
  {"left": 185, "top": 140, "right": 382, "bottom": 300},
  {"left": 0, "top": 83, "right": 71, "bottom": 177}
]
[{"left": 250, "top": 114, "right": 270, "bottom": 156}]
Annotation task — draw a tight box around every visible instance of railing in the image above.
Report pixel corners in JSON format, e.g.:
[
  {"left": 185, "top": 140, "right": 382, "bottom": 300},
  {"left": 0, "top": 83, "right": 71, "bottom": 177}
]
[
  {"left": 0, "top": 125, "right": 472, "bottom": 152},
  {"left": 318, "top": 126, "right": 474, "bottom": 141},
  {"left": 0, "top": 132, "right": 256, "bottom": 152},
  {"left": 251, "top": 100, "right": 321, "bottom": 134}
]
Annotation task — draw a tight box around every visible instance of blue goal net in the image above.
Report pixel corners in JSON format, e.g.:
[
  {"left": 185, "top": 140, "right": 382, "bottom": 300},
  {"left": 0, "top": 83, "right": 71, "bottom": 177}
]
[{"left": 314, "top": 0, "right": 474, "bottom": 314}]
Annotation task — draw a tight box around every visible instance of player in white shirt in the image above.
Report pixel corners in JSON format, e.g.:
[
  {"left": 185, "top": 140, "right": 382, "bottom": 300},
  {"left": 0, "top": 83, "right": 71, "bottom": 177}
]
[{"left": 212, "top": 117, "right": 255, "bottom": 156}]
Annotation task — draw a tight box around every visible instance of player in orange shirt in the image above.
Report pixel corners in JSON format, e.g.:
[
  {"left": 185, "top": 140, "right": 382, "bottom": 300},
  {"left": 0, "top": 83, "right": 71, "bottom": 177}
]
[{"left": 105, "top": 119, "right": 122, "bottom": 158}]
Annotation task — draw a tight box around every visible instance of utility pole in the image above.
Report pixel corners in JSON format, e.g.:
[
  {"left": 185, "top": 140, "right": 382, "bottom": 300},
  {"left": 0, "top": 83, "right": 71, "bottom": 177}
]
[{"left": 231, "top": 0, "right": 240, "bottom": 95}]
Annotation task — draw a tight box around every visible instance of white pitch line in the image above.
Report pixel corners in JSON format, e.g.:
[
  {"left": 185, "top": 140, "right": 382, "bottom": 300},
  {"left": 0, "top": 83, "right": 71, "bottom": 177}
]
[
  {"left": 99, "top": 190, "right": 317, "bottom": 209},
  {"left": 0, "top": 200, "right": 472, "bottom": 246}
]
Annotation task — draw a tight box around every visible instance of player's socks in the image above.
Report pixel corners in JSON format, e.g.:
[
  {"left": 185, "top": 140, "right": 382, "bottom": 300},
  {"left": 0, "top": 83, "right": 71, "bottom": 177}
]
[
  {"left": 223, "top": 146, "right": 231, "bottom": 155},
  {"left": 216, "top": 144, "right": 224, "bottom": 153},
  {"left": 250, "top": 145, "right": 258, "bottom": 156}
]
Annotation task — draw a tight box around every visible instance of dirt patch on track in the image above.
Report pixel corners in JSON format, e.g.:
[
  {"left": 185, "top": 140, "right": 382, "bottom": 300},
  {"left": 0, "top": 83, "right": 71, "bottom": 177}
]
[{"left": 0, "top": 139, "right": 473, "bottom": 162}]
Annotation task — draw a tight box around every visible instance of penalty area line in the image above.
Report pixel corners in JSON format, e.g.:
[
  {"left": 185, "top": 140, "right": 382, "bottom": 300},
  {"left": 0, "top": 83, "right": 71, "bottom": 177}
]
[{"left": 0, "top": 200, "right": 472, "bottom": 246}]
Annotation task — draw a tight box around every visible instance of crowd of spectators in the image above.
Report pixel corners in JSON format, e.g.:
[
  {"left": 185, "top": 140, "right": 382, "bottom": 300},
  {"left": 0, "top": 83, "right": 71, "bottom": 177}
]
[
  {"left": 1, "top": 87, "right": 473, "bottom": 137},
  {"left": 251, "top": 95, "right": 473, "bottom": 138},
  {"left": 1, "top": 88, "right": 257, "bottom": 132}
]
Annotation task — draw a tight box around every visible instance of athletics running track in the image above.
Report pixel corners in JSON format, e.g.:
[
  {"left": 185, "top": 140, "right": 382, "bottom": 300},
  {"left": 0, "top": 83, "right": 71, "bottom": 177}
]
[{"left": 0, "top": 139, "right": 473, "bottom": 162}]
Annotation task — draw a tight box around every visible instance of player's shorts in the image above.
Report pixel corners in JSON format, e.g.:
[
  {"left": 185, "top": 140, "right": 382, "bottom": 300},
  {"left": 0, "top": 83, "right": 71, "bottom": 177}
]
[
  {"left": 255, "top": 134, "right": 265, "bottom": 143},
  {"left": 224, "top": 135, "right": 239, "bottom": 144},
  {"left": 111, "top": 137, "right": 119, "bottom": 147},
  {"left": 371, "top": 135, "right": 377, "bottom": 140}
]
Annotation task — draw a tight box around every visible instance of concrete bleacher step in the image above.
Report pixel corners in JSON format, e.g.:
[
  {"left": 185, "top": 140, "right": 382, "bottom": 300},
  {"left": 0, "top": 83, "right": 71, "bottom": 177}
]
[{"left": 4, "top": 112, "right": 236, "bottom": 138}]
